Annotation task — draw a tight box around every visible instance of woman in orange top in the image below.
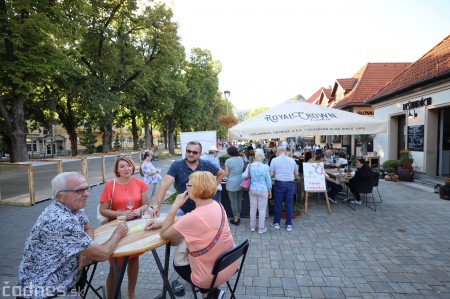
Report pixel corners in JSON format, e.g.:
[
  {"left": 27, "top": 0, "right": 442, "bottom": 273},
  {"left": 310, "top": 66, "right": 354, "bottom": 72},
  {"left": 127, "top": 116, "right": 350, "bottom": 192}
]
[
  {"left": 99, "top": 156, "right": 148, "bottom": 299},
  {"left": 146, "top": 171, "right": 237, "bottom": 299}
]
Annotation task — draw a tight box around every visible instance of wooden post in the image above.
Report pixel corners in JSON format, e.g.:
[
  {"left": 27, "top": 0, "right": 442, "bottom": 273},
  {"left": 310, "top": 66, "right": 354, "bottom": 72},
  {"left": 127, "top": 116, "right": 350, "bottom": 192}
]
[
  {"left": 28, "top": 164, "right": 35, "bottom": 205},
  {"left": 102, "top": 155, "right": 106, "bottom": 184},
  {"left": 81, "top": 158, "right": 88, "bottom": 180}
]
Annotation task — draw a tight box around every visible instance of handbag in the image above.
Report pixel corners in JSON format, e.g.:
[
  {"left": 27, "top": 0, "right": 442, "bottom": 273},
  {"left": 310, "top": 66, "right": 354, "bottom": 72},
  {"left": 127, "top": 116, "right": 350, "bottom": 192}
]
[
  {"left": 240, "top": 164, "right": 252, "bottom": 191},
  {"left": 97, "top": 179, "right": 116, "bottom": 225}
]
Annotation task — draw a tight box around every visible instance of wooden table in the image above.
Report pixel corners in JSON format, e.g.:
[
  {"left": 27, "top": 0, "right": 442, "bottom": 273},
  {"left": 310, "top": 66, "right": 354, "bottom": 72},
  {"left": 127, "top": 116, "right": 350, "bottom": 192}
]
[{"left": 94, "top": 213, "right": 175, "bottom": 299}]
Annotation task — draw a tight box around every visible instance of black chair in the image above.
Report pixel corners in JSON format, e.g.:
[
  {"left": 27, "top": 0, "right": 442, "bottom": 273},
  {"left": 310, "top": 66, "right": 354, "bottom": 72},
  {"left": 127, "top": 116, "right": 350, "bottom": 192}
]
[
  {"left": 349, "top": 177, "right": 375, "bottom": 211},
  {"left": 192, "top": 239, "right": 250, "bottom": 299},
  {"left": 373, "top": 172, "right": 382, "bottom": 203},
  {"left": 81, "top": 262, "right": 105, "bottom": 299}
]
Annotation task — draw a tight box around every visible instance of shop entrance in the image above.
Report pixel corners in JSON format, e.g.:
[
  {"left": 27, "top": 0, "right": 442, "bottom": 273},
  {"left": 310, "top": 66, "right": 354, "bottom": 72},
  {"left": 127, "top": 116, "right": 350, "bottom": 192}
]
[{"left": 438, "top": 107, "right": 450, "bottom": 176}]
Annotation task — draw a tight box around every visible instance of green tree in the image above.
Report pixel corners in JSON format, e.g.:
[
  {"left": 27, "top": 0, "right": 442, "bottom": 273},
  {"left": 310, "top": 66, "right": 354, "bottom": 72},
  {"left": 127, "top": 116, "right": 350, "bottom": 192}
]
[
  {"left": 79, "top": 126, "right": 97, "bottom": 154},
  {"left": 0, "top": 0, "right": 75, "bottom": 162}
]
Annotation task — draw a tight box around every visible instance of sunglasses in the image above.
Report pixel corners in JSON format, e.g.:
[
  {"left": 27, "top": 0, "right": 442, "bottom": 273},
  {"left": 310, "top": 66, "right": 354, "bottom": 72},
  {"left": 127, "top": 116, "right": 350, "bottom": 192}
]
[
  {"left": 58, "top": 186, "right": 92, "bottom": 195},
  {"left": 186, "top": 149, "right": 199, "bottom": 155}
]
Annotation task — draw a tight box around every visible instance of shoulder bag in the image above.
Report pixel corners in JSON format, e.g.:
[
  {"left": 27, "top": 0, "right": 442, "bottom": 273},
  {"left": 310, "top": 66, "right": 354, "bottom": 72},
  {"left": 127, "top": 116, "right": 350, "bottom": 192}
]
[
  {"left": 97, "top": 179, "right": 116, "bottom": 225},
  {"left": 240, "top": 164, "right": 252, "bottom": 191}
]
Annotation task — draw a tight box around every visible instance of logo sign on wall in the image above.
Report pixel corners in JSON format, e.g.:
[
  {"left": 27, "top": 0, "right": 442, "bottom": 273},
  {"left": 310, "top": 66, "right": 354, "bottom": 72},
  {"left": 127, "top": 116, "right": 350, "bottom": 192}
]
[{"left": 303, "top": 162, "right": 326, "bottom": 191}]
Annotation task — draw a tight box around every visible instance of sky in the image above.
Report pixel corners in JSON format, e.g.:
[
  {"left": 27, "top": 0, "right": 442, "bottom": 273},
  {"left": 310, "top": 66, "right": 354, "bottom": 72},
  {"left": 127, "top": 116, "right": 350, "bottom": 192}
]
[{"left": 160, "top": 0, "right": 450, "bottom": 111}]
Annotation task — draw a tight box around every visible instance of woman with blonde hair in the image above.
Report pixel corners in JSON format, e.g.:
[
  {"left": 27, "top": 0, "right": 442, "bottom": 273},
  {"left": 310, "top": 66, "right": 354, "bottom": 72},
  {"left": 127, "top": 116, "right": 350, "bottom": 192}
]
[
  {"left": 146, "top": 171, "right": 236, "bottom": 299},
  {"left": 99, "top": 155, "right": 148, "bottom": 299},
  {"left": 242, "top": 148, "right": 272, "bottom": 234}
]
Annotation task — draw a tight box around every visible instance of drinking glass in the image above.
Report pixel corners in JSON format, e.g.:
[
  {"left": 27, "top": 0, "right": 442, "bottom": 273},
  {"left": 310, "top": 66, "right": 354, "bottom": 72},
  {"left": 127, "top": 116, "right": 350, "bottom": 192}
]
[
  {"left": 142, "top": 207, "right": 153, "bottom": 222},
  {"left": 126, "top": 197, "right": 134, "bottom": 210},
  {"left": 117, "top": 209, "right": 126, "bottom": 223}
]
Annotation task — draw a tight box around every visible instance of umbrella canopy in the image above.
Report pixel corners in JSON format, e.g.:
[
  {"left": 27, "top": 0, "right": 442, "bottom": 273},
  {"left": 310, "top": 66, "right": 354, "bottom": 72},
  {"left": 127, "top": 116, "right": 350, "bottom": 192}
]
[{"left": 229, "top": 100, "right": 387, "bottom": 140}]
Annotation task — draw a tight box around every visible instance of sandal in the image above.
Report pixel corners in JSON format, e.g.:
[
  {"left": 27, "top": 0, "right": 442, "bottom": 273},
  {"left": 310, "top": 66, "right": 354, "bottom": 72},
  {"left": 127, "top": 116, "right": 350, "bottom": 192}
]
[{"left": 171, "top": 280, "right": 185, "bottom": 297}]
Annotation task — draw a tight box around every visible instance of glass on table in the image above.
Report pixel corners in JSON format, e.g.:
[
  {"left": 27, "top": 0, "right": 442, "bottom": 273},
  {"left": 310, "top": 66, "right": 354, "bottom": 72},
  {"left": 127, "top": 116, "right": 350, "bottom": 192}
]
[
  {"left": 117, "top": 209, "right": 126, "bottom": 223},
  {"left": 141, "top": 207, "right": 153, "bottom": 222}
]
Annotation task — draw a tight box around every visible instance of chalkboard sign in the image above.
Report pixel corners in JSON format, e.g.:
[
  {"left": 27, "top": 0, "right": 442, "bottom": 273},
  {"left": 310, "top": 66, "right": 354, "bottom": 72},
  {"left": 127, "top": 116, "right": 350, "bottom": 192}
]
[{"left": 407, "top": 125, "right": 424, "bottom": 152}]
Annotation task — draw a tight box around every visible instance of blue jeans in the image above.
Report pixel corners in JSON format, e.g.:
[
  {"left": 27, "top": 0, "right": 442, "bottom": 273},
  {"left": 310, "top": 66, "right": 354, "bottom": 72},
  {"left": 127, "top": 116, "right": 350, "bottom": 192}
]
[
  {"left": 273, "top": 181, "right": 295, "bottom": 226},
  {"left": 213, "top": 191, "right": 221, "bottom": 202}
]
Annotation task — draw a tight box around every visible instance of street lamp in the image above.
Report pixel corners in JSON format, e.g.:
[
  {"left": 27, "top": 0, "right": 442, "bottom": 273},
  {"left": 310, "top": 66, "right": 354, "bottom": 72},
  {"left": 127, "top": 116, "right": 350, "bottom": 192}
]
[{"left": 224, "top": 90, "right": 231, "bottom": 146}]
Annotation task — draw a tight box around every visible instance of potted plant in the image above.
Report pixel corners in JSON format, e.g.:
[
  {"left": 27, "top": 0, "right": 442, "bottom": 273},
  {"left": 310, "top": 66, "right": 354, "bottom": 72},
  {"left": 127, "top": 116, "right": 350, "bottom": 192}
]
[
  {"left": 439, "top": 178, "right": 450, "bottom": 200},
  {"left": 397, "top": 150, "right": 414, "bottom": 182},
  {"left": 268, "top": 200, "right": 302, "bottom": 219}
]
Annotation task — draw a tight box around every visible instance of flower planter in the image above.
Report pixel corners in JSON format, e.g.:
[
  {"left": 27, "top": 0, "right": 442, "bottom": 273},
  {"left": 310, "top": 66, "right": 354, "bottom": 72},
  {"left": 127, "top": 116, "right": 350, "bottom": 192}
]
[
  {"left": 397, "top": 167, "right": 414, "bottom": 182},
  {"left": 439, "top": 186, "right": 450, "bottom": 200}
]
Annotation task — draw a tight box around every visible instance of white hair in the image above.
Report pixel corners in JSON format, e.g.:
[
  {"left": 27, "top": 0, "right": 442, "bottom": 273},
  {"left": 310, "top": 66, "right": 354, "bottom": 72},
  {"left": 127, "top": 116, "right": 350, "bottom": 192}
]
[
  {"left": 51, "top": 172, "right": 84, "bottom": 197},
  {"left": 254, "top": 148, "right": 265, "bottom": 162}
]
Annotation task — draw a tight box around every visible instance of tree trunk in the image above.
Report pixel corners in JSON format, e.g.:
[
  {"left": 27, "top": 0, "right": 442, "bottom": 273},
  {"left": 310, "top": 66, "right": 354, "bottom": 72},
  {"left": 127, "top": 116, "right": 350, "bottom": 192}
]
[
  {"left": 68, "top": 131, "right": 78, "bottom": 156},
  {"left": 4, "top": 95, "right": 28, "bottom": 162},
  {"left": 143, "top": 115, "right": 151, "bottom": 149},
  {"left": 102, "top": 121, "right": 113, "bottom": 153},
  {"left": 130, "top": 111, "right": 139, "bottom": 150},
  {"left": 167, "top": 117, "right": 175, "bottom": 154}
]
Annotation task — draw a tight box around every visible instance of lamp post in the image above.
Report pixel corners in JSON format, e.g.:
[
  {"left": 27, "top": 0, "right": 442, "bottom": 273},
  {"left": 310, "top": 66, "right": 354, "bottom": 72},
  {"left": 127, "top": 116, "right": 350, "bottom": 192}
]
[{"left": 224, "top": 90, "right": 231, "bottom": 146}]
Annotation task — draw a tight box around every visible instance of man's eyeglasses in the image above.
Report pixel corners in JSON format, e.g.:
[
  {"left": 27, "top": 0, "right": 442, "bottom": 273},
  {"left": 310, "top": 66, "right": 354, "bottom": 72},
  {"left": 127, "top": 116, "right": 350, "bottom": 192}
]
[
  {"left": 186, "top": 183, "right": 193, "bottom": 188},
  {"left": 58, "top": 186, "right": 92, "bottom": 195},
  {"left": 186, "top": 149, "right": 199, "bottom": 155}
]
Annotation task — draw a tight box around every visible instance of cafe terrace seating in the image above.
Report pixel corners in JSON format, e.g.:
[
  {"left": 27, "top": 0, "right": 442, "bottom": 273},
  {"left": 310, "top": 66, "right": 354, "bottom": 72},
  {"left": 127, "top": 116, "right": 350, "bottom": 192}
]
[{"left": 349, "top": 174, "right": 376, "bottom": 211}]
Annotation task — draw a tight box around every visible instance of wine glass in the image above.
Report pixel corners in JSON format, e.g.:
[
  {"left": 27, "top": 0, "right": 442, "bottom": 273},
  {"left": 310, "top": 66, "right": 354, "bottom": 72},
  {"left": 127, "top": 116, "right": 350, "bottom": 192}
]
[
  {"left": 126, "top": 197, "right": 134, "bottom": 211},
  {"left": 142, "top": 207, "right": 153, "bottom": 223}
]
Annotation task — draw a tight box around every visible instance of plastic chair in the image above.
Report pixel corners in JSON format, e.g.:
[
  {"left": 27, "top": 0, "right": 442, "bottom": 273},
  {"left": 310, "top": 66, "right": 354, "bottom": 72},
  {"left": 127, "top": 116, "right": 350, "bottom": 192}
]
[{"left": 192, "top": 239, "right": 250, "bottom": 299}]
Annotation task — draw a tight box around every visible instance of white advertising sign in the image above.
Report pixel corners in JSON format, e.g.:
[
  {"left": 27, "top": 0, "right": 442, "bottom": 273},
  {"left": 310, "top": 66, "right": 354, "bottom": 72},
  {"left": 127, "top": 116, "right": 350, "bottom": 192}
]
[
  {"left": 302, "top": 162, "right": 326, "bottom": 191},
  {"left": 180, "top": 131, "right": 217, "bottom": 159}
]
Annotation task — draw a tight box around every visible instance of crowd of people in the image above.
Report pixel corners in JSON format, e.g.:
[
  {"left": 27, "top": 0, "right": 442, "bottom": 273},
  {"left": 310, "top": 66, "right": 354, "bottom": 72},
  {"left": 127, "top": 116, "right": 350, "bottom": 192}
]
[{"left": 15, "top": 139, "right": 374, "bottom": 299}]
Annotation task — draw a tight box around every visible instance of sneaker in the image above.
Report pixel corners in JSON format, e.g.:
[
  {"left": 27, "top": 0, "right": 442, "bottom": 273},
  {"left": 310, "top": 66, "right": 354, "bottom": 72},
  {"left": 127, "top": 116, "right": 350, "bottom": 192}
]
[
  {"left": 271, "top": 223, "right": 280, "bottom": 229},
  {"left": 286, "top": 225, "right": 292, "bottom": 232},
  {"left": 250, "top": 227, "right": 255, "bottom": 232},
  {"left": 213, "top": 288, "right": 225, "bottom": 299},
  {"left": 328, "top": 197, "right": 336, "bottom": 204},
  {"left": 350, "top": 200, "right": 362, "bottom": 205},
  {"left": 258, "top": 227, "right": 267, "bottom": 234}
]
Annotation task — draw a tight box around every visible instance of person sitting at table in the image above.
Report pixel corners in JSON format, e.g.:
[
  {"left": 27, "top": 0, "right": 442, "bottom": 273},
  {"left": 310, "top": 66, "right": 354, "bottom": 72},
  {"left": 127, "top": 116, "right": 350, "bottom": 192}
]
[
  {"left": 99, "top": 155, "right": 149, "bottom": 299},
  {"left": 146, "top": 171, "right": 237, "bottom": 299},
  {"left": 335, "top": 151, "right": 348, "bottom": 168},
  {"left": 345, "top": 158, "right": 374, "bottom": 205},
  {"left": 17, "top": 172, "right": 128, "bottom": 299},
  {"left": 323, "top": 149, "right": 334, "bottom": 165},
  {"left": 304, "top": 151, "right": 313, "bottom": 163}
]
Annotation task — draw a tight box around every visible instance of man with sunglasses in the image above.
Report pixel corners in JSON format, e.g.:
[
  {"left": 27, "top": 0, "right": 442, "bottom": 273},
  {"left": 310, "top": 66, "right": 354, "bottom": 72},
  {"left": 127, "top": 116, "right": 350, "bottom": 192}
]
[
  {"left": 17, "top": 172, "right": 128, "bottom": 299},
  {"left": 153, "top": 141, "right": 225, "bottom": 217}
]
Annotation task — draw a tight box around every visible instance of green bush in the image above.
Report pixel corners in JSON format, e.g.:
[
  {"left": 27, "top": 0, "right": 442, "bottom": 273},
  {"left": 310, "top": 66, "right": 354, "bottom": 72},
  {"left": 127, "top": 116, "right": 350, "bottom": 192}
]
[
  {"left": 382, "top": 159, "right": 400, "bottom": 169},
  {"left": 219, "top": 154, "right": 230, "bottom": 165}
]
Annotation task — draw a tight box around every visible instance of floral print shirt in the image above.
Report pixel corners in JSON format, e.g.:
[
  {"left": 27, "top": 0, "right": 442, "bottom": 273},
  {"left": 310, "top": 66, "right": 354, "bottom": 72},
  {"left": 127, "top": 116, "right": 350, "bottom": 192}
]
[{"left": 17, "top": 201, "right": 94, "bottom": 298}]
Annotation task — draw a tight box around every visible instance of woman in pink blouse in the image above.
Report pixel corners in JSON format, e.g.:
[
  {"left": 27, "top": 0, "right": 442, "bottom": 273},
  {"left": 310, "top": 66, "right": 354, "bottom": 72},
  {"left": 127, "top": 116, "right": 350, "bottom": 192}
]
[{"left": 146, "top": 171, "right": 237, "bottom": 299}]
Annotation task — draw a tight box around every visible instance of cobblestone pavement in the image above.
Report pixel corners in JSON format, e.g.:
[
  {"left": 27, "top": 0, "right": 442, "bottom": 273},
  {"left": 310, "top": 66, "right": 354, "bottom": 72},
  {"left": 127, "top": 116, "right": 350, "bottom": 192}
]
[{"left": 1, "top": 155, "right": 450, "bottom": 298}]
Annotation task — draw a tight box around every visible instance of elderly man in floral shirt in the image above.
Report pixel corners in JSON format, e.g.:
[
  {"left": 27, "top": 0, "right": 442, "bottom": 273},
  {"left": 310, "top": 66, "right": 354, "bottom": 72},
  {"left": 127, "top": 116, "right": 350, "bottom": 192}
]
[{"left": 17, "top": 172, "right": 128, "bottom": 299}]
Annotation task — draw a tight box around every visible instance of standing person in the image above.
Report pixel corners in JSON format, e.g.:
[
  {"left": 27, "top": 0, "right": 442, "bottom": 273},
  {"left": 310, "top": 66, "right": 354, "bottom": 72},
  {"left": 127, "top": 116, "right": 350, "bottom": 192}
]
[
  {"left": 224, "top": 146, "right": 245, "bottom": 225},
  {"left": 345, "top": 158, "right": 374, "bottom": 204},
  {"left": 99, "top": 156, "right": 148, "bottom": 299},
  {"left": 17, "top": 172, "right": 128, "bottom": 299},
  {"left": 270, "top": 146, "right": 299, "bottom": 232},
  {"left": 242, "top": 148, "right": 272, "bottom": 234},
  {"left": 145, "top": 172, "right": 236, "bottom": 299},
  {"left": 153, "top": 141, "right": 225, "bottom": 217},
  {"left": 200, "top": 145, "right": 222, "bottom": 202},
  {"left": 141, "top": 151, "right": 161, "bottom": 205}
]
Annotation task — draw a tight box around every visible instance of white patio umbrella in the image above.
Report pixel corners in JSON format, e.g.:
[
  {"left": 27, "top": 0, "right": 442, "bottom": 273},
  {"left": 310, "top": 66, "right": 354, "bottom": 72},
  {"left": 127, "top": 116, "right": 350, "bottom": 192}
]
[{"left": 229, "top": 100, "right": 387, "bottom": 140}]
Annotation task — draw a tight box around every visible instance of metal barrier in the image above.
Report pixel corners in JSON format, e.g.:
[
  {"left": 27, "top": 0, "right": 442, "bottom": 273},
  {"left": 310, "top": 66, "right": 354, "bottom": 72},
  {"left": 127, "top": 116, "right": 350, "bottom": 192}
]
[{"left": 0, "top": 152, "right": 138, "bottom": 206}]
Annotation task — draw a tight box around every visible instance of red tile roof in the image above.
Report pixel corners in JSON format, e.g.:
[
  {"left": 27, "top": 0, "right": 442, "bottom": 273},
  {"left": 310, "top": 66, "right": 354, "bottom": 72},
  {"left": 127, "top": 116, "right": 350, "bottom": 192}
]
[
  {"left": 305, "top": 87, "right": 325, "bottom": 104},
  {"left": 334, "top": 62, "right": 411, "bottom": 109},
  {"left": 368, "top": 34, "right": 450, "bottom": 103}
]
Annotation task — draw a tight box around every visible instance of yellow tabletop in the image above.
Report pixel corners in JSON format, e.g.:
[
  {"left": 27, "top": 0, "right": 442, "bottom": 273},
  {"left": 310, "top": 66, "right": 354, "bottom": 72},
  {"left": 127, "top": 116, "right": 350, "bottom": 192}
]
[{"left": 94, "top": 213, "right": 168, "bottom": 258}]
